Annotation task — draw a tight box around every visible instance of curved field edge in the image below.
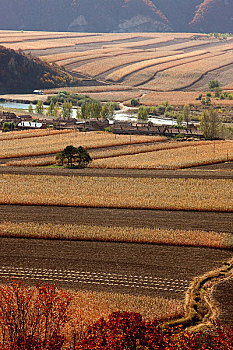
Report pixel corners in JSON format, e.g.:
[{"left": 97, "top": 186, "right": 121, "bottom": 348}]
[
  {"left": 0, "top": 221, "right": 232, "bottom": 250},
  {"left": 167, "top": 257, "right": 233, "bottom": 331},
  {"left": 0, "top": 175, "right": 232, "bottom": 212}
]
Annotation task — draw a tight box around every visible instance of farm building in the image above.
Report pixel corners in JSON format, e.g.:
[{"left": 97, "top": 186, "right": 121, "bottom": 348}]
[{"left": 17, "top": 121, "right": 46, "bottom": 130}]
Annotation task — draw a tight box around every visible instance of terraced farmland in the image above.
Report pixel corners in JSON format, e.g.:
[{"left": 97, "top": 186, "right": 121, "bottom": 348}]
[{"left": 1, "top": 30, "right": 233, "bottom": 92}]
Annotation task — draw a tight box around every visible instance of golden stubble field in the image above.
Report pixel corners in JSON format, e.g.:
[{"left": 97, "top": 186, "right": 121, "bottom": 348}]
[
  {"left": 0, "top": 174, "right": 232, "bottom": 211},
  {"left": 1, "top": 30, "right": 233, "bottom": 97}
]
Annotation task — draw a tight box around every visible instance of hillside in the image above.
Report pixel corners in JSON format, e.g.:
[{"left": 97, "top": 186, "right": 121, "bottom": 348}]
[
  {"left": 0, "top": 46, "right": 77, "bottom": 93},
  {"left": 0, "top": 0, "right": 233, "bottom": 33}
]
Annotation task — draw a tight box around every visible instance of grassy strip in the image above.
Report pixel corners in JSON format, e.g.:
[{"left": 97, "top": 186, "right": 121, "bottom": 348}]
[
  {"left": 0, "top": 222, "right": 232, "bottom": 249},
  {"left": 167, "top": 257, "right": 233, "bottom": 331},
  {"left": 0, "top": 175, "right": 232, "bottom": 212}
]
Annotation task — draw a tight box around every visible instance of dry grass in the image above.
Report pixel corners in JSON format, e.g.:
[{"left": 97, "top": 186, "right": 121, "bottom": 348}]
[
  {"left": 92, "top": 141, "right": 233, "bottom": 170},
  {"left": 0, "top": 132, "right": 164, "bottom": 159},
  {"left": 1, "top": 221, "right": 232, "bottom": 249},
  {"left": 143, "top": 51, "right": 233, "bottom": 90},
  {"left": 0, "top": 174, "right": 231, "bottom": 211}
]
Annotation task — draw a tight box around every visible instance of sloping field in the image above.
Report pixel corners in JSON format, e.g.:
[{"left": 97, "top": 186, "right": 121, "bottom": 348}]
[
  {"left": 72, "top": 51, "right": 178, "bottom": 77},
  {"left": 0, "top": 131, "right": 164, "bottom": 159},
  {"left": 91, "top": 141, "right": 233, "bottom": 170},
  {"left": 2, "top": 33, "right": 144, "bottom": 50},
  {"left": 105, "top": 51, "right": 209, "bottom": 83},
  {"left": 6, "top": 140, "right": 207, "bottom": 167},
  {"left": 122, "top": 51, "right": 215, "bottom": 87},
  {"left": 1, "top": 30, "right": 233, "bottom": 91},
  {"left": 142, "top": 51, "right": 233, "bottom": 90}
]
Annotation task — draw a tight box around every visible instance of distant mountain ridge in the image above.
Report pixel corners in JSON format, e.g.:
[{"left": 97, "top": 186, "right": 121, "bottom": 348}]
[{"left": 0, "top": 0, "right": 233, "bottom": 33}]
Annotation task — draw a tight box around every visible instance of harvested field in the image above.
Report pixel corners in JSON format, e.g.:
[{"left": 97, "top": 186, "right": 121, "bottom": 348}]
[
  {"left": 0, "top": 129, "right": 72, "bottom": 142},
  {"left": 91, "top": 141, "right": 233, "bottom": 170},
  {"left": 106, "top": 51, "right": 209, "bottom": 83},
  {"left": 0, "top": 132, "right": 164, "bottom": 159},
  {"left": 0, "top": 204, "right": 232, "bottom": 233},
  {"left": 2, "top": 34, "right": 142, "bottom": 51},
  {"left": 1, "top": 30, "right": 233, "bottom": 91},
  {"left": 142, "top": 51, "right": 233, "bottom": 90},
  {"left": 213, "top": 278, "right": 233, "bottom": 326},
  {"left": 140, "top": 90, "right": 233, "bottom": 106},
  {"left": 0, "top": 221, "right": 232, "bottom": 249},
  {"left": 74, "top": 51, "right": 179, "bottom": 78},
  {"left": 6, "top": 140, "right": 210, "bottom": 167},
  {"left": 44, "top": 85, "right": 136, "bottom": 94},
  {"left": 72, "top": 90, "right": 142, "bottom": 102},
  {"left": 0, "top": 166, "right": 232, "bottom": 180},
  {"left": 0, "top": 237, "right": 231, "bottom": 301},
  {"left": 0, "top": 174, "right": 231, "bottom": 212},
  {"left": 123, "top": 52, "right": 216, "bottom": 87},
  {"left": 141, "top": 91, "right": 202, "bottom": 106},
  {"left": 0, "top": 93, "right": 48, "bottom": 102}
]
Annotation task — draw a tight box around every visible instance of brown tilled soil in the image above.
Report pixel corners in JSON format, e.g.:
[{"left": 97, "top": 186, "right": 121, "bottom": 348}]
[
  {"left": 0, "top": 166, "right": 232, "bottom": 179},
  {"left": 213, "top": 277, "right": 233, "bottom": 326},
  {"left": 0, "top": 238, "right": 231, "bottom": 299},
  {"left": 0, "top": 205, "right": 232, "bottom": 233}
]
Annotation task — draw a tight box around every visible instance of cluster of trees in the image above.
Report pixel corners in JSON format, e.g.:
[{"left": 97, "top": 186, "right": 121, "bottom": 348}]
[
  {"left": 77, "top": 101, "right": 118, "bottom": 120},
  {"left": 137, "top": 103, "right": 191, "bottom": 129},
  {"left": 47, "top": 91, "right": 93, "bottom": 107},
  {"left": 1, "top": 280, "right": 233, "bottom": 350},
  {"left": 2, "top": 121, "right": 15, "bottom": 132},
  {"left": 56, "top": 145, "right": 92, "bottom": 168},
  {"left": 0, "top": 46, "right": 76, "bottom": 94},
  {"left": 31, "top": 93, "right": 119, "bottom": 120}
]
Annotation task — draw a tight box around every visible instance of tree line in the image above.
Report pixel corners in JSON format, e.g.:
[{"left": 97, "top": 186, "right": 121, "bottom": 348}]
[{"left": 1, "top": 280, "right": 233, "bottom": 350}]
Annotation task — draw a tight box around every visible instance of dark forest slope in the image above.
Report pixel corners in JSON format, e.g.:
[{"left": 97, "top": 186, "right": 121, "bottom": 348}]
[
  {"left": 0, "top": 0, "right": 232, "bottom": 33},
  {"left": 0, "top": 46, "right": 77, "bottom": 93}
]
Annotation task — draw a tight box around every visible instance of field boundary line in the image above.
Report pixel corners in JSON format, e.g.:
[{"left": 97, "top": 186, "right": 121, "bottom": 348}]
[
  {"left": 0, "top": 203, "right": 232, "bottom": 214},
  {"left": 166, "top": 257, "right": 233, "bottom": 331}
]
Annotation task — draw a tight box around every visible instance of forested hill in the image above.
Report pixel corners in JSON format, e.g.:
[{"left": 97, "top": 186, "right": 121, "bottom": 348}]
[
  {"left": 0, "top": 0, "right": 233, "bottom": 33},
  {"left": 0, "top": 46, "right": 76, "bottom": 93}
]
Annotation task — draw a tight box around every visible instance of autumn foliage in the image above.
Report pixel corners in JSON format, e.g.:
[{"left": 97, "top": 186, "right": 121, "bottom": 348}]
[
  {"left": 0, "top": 281, "right": 70, "bottom": 349},
  {"left": 0, "top": 281, "right": 233, "bottom": 349},
  {"left": 77, "top": 312, "right": 233, "bottom": 350}
]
